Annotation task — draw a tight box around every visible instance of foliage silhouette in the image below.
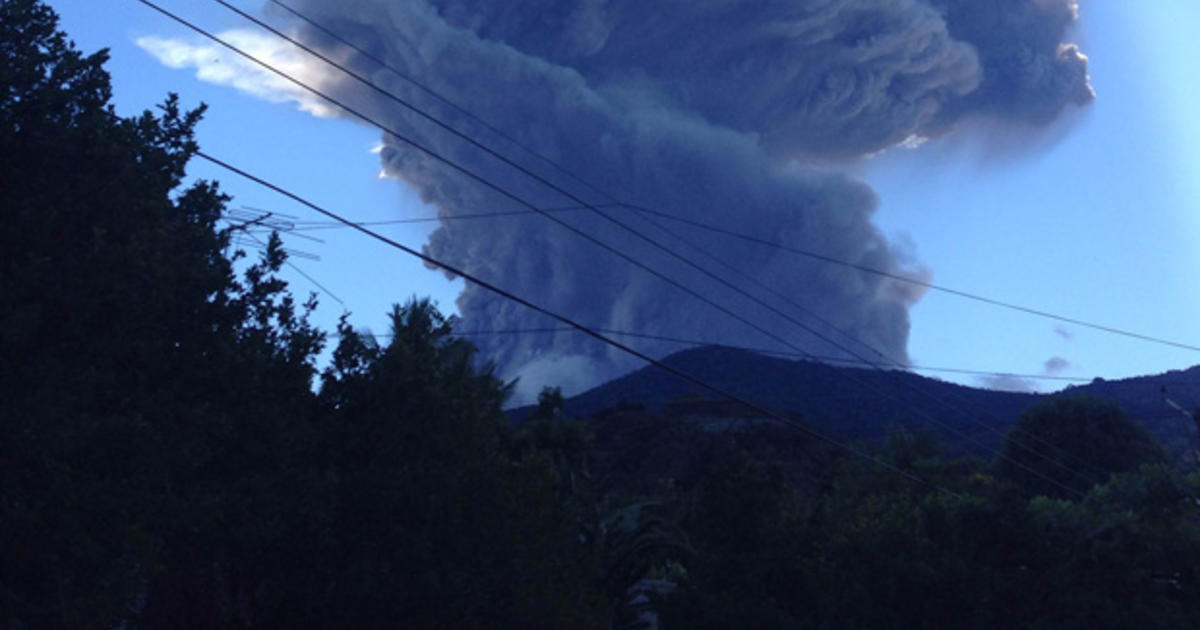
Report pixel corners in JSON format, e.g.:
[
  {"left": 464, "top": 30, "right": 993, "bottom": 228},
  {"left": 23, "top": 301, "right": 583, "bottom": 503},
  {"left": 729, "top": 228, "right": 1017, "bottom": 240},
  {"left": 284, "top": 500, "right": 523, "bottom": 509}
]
[
  {"left": 6, "top": 3, "right": 1200, "bottom": 629},
  {"left": 998, "top": 396, "right": 1166, "bottom": 498}
]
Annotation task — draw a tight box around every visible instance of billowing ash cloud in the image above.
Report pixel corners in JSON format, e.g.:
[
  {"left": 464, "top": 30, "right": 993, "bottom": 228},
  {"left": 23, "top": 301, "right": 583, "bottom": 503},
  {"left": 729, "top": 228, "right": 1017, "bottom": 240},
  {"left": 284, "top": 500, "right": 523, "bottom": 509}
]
[
  {"left": 930, "top": 0, "right": 1094, "bottom": 126},
  {"left": 267, "top": 0, "right": 1091, "bottom": 396},
  {"left": 417, "top": 0, "right": 983, "bottom": 159}
]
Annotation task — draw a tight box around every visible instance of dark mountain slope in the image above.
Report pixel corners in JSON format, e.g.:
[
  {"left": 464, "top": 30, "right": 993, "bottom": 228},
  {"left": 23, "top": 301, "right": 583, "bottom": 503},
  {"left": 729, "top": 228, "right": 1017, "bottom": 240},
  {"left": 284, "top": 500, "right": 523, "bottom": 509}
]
[
  {"left": 1065, "top": 364, "right": 1200, "bottom": 455},
  {"left": 513, "top": 346, "right": 1200, "bottom": 458}
]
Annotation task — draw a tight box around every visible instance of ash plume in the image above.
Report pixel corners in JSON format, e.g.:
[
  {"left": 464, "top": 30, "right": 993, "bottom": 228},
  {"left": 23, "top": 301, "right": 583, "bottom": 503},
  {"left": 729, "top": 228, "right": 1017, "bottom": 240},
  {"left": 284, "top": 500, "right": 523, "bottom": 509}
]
[{"left": 275, "top": 0, "right": 1092, "bottom": 396}]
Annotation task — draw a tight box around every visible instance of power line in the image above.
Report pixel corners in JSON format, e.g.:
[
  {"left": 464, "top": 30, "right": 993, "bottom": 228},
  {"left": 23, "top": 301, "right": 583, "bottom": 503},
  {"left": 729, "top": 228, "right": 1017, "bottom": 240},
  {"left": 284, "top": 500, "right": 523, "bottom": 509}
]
[
  {"left": 453, "top": 325, "right": 1171, "bottom": 476},
  {"left": 151, "top": 0, "right": 818, "bottom": 360},
  {"left": 218, "top": 206, "right": 342, "bottom": 303},
  {"left": 285, "top": 202, "right": 1200, "bottom": 384},
  {"left": 193, "top": 148, "right": 956, "bottom": 496},
  {"left": 267, "top": 195, "right": 1193, "bottom": 478},
  {"left": 208, "top": 0, "right": 1104, "bottom": 492},
  {"left": 256, "top": 0, "right": 1179, "bottom": 487},
  {"left": 205, "top": 0, "right": 879, "bottom": 368},
  {"left": 231, "top": 0, "right": 1182, "bottom": 485},
  {"left": 367, "top": 318, "right": 1200, "bottom": 401},
  {"left": 384, "top": 324, "right": 1200, "bottom": 388},
  {"left": 283, "top": 199, "right": 1200, "bottom": 356},
  {"left": 214, "top": 0, "right": 910, "bottom": 380},
  {"left": 233, "top": 228, "right": 345, "bottom": 305},
  {"left": 268, "top": 0, "right": 569, "bottom": 180},
  {"left": 187, "top": 2, "right": 1080, "bottom": 487},
  {"left": 449, "top": 324, "right": 1133, "bottom": 480},
  {"left": 136, "top": 0, "right": 1092, "bottom": 498},
  {"left": 265, "top": 0, "right": 1200, "bottom": 357},
  {"left": 153, "top": 0, "right": 1098, "bottom": 496},
  {"left": 449, "top": 326, "right": 1090, "bottom": 383},
  {"left": 286, "top": 209, "right": 548, "bottom": 230},
  {"left": 625, "top": 203, "right": 1200, "bottom": 354}
]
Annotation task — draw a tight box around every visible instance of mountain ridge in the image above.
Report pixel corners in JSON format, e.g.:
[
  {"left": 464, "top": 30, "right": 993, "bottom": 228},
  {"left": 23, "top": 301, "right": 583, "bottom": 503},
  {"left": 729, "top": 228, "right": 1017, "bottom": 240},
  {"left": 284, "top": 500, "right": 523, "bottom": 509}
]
[{"left": 512, "top": 345, "right": 1200, "bottom": 458}]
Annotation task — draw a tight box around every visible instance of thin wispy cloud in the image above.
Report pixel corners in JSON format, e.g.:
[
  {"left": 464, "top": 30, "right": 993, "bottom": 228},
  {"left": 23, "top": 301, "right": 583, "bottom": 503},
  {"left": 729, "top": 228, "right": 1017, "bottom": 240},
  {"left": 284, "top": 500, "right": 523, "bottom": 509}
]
[{"left": 136, "top": 30, "right": 341, "bottom": 118}]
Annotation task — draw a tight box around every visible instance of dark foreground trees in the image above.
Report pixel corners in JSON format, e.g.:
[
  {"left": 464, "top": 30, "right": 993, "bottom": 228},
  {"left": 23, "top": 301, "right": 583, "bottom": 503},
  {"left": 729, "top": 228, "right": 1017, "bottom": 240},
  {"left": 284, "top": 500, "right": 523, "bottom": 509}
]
[
  {"left": 133, "top": 301, "right": 606, "bottom": 630},
  {"left": 657, "top": 440, "right": 1200, "bottom": 630},
  {"left": 998, "top": 396, "right": 1166, "bottom": 498},
  {"left": 5, "top": 2, "right": 1200, "bottom": 629},
  {"left": 1, "top": 3, "right": 600, "bottom": 627},
  {"left": 1, "top": 0, "right": 322, "bottom": 623}
]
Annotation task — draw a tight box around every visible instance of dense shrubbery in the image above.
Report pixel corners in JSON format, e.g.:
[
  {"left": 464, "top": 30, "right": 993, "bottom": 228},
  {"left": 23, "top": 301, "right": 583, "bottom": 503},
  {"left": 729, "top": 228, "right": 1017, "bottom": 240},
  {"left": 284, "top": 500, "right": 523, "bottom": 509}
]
[
  {"left": 997, "top": 395, "right": 1166, "bottom": 498},
  {"left": 655, "top": 438, "right": 1200, "bottom": 630},
  {"left": 0, "top": 3, "right": 601, "bottom": 627},
  {"left": 4, "top": 3, "right": 1200, "bottom": 628}
]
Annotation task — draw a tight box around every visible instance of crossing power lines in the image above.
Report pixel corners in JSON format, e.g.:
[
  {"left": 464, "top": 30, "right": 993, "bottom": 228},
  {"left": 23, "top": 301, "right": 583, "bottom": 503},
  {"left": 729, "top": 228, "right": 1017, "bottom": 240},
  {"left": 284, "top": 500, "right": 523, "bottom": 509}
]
[
  {"left": 147, "top": 0, "right": 1113, "bottom": 495},
  {"left": 196, "top": 0, "right": 1111, "bottom": 490},
  {"left": 208, "top": 0, "right": 1113, "bottom": 492},
  {"left": 131, "top": 0, "right": 975, "bottom": 494},
  {"left": 197, "top": 149, "right": 959, "bottom": 496},
  {"left": 261, "top": 0, "right": 1200, "bottom": 358},
  {"left": 134, "top": 0, "right": 1135, "bottom": 496}
]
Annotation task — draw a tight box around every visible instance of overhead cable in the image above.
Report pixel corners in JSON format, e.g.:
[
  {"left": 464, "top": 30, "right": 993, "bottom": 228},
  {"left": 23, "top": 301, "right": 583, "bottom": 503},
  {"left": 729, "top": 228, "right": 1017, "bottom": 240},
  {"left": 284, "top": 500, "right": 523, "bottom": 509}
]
[
  {"left": 140, "top": 0, "right": 1091, "bottom": 497},
  {"left": 194, "top": 148, "right": 956, "bottom": 496},
  {"left": 201, "top": 0, "right": 1098, "bottom": 494}
]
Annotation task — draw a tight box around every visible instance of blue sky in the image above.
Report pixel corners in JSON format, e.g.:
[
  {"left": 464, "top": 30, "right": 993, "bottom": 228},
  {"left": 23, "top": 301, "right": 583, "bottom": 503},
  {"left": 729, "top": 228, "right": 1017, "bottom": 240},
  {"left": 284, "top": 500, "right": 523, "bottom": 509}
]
[
  {"left": 46, "top": 0, "right": 1200, "bottom": 394},
  {"left": 48, "top": 0, "right": 464, "bottom": 329},
  {"left": 866, "top": 2, "right": 1200, "bottom": 389}
]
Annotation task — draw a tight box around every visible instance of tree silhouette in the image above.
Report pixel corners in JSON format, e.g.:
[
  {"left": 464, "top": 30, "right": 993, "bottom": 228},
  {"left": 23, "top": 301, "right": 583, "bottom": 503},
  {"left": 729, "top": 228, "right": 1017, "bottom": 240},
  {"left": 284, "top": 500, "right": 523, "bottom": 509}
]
[
  {"left": 998, "top": 396, "right": 1166, "bottom": 498},
  {"left": 1, "top": 2, "right": 320, "bottom": 625}
]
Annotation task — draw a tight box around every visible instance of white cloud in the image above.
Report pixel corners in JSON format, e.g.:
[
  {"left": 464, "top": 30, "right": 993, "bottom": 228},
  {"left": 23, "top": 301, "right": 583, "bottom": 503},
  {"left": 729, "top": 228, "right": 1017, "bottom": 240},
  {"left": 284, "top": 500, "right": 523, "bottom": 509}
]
[{"left": 136, "top": 30, "right": 341, "bottom": 118}]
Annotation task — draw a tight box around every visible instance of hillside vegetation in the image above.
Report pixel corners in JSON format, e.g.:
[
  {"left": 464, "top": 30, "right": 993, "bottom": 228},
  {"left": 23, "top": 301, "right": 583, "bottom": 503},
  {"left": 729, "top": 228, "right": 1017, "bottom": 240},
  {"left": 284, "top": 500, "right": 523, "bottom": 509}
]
[{"left": 3, "top": 3, "right": 1200, "bottom": 628}]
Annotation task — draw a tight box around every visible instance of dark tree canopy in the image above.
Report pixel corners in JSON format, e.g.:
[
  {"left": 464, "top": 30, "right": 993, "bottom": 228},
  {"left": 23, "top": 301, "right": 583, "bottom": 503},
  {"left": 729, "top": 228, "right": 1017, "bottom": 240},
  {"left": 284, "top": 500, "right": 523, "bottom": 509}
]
[
  {"left": 290, "top": 302, "right": 604, "bottom": 629},
  {"left": 6, "top": 3, "right": 1200, "bottom": 629},
  {"left": 0, "top": 0, "right": 323, "bottom": 625},
  {"left": 0, "top": 3, "right": 599, "bottom": 628},
  {"left": 998, "top": 395, "right": 1166, "bottom": 498}
]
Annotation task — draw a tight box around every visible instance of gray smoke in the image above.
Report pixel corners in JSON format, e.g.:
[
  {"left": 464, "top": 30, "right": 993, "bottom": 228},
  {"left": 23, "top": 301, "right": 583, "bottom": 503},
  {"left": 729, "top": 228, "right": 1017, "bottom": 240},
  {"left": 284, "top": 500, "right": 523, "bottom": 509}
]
[
  {"left": 930, "top": 0, "right": 1094, "bottom": 126},
  {"left": 279, "top": 0, "right": 1091, "bottom": 395},
  {"left": 1044, "top": 356, "right": 1071, "bottom": 375}
]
